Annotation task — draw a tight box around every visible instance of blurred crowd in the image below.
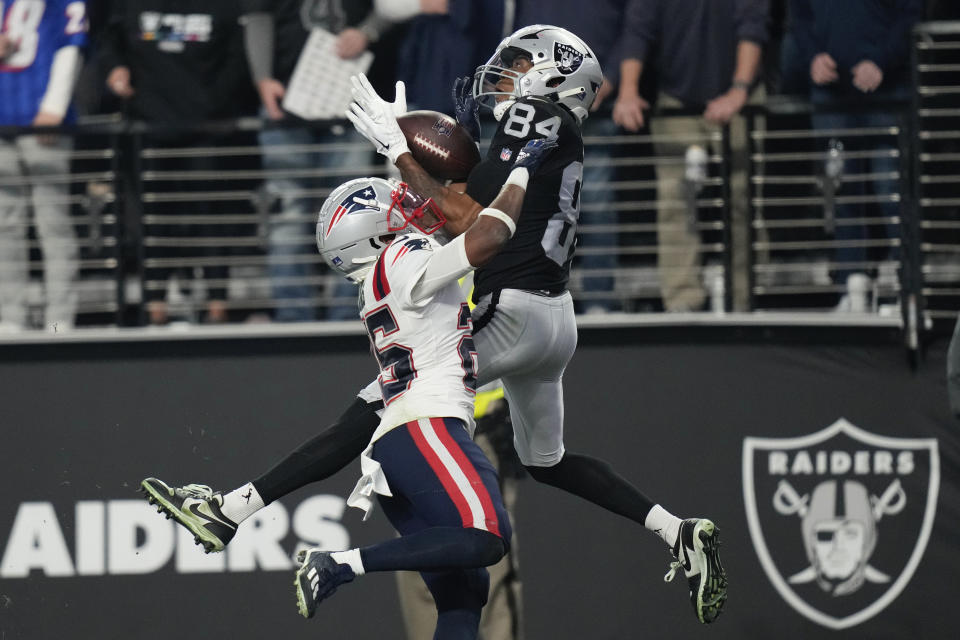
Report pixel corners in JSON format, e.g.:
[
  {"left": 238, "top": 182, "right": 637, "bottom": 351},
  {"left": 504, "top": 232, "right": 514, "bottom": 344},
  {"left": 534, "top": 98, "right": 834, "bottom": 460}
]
[{"left": 2, "top": 0, "right": 958, "bottom": 331}]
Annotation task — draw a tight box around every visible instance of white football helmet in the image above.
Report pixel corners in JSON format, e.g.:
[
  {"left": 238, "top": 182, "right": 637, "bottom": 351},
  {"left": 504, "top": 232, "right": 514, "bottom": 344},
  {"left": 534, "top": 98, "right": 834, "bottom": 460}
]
[
  {"left": 316, "top": 177, "right": 445, "bottom": 283},
  {"left": 472, "top": 25, "right": 603, "bottom": 123}
]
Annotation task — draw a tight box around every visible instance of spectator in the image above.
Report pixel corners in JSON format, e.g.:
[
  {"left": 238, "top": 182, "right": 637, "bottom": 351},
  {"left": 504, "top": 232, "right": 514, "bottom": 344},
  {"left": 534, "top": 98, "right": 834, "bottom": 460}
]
[
  {"left": 790, "top": 0, "right": 922, "bottom": 310},
  {"left": 375, "top": 0, "right": 505, "bottom": 114},
  {"left": 614, "top": 0, "right": 769, "bottom": 312},
  {"left": 513, "top": 1, "right": 633, "bottom": 313},
  {"left": 0, "top": 0, "right": 86, "bottom": 333},
  {"left": 768, "top": 0, "right": 808, "bottom": 96},
  {"left": 239, "top": 0, "right": 394, "bottom": 322},
  {"left": 99, "top": 0, "right": 258, "bottom": 324}
]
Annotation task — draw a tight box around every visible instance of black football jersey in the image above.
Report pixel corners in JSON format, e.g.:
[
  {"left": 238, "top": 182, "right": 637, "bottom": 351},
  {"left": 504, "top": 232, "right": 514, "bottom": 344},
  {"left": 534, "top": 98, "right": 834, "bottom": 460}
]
[{"left": 465, "top": 97, "right": 584, "bottom": 300}]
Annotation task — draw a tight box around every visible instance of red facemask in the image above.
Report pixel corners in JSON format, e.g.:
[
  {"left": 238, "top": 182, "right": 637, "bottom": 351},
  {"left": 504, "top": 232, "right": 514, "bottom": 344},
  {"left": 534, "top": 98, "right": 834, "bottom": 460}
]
[{"left": 387, "top": 182, "right": 446, "bottom": 235}]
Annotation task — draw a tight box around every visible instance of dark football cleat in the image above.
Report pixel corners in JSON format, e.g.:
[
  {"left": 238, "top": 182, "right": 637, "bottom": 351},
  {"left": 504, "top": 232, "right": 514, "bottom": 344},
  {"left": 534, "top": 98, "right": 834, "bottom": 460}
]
[
  {"left": 140, "top": 477, "right": 237, "bottom": 553},
  {"left": 664, "top": 518, "right": 728, "bottom": 624},
  {"left": 294, "top": 549, "right": 356, "bottom": 619}
]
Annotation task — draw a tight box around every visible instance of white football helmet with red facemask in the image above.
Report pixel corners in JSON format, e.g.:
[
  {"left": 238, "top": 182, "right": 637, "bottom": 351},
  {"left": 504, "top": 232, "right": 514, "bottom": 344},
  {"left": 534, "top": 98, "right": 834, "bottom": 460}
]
[{"left": 316, "top": 177, "right": 446, "bottom": 283}]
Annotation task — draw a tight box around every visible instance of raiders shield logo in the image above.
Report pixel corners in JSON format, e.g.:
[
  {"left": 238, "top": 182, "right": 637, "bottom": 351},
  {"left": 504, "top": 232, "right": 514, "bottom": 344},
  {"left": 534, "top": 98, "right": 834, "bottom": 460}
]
[
  {"left": 743, "top": 418, "right": 939, "bottom": 629},
  {"left": 553, "top": 42, "right": 583, "bottom": 75}
]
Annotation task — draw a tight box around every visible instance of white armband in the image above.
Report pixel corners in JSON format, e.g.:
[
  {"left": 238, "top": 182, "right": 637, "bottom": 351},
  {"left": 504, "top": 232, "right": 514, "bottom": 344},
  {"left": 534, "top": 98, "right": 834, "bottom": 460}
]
[
  {"left": 478, "top": 208, "right": 516, "bottom": 237},
  {"left": 503, "top": 166, "right": 529, "bottom": 191}
]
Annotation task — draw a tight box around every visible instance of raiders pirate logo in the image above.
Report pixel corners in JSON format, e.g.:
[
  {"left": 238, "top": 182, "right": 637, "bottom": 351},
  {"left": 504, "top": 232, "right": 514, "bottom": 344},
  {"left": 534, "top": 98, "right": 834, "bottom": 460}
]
[
  {"left": 743, "top": 418, "right": 939, "bottom": 629},
  {"left": 553, "top": 42, "right": 583, "bottom": 75}
]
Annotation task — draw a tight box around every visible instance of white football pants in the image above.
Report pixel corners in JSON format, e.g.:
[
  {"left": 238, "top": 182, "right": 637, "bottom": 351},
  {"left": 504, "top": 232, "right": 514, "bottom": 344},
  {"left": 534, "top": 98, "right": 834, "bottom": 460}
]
[{"left": 470, "top": 289, "right": 577, "bottom": 466}]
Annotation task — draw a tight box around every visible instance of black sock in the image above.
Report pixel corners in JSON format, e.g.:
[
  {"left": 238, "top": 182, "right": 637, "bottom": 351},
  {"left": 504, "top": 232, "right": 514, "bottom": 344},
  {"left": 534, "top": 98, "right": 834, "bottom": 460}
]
[
  {"left": 360, "top": 527, "right": 505, "bottom": 573},
  {"left": 525, "top": 452, "right": 655, "bottom": 525},
  {"left": 252, "top": 397, "right": 381, "bottom": 504}
]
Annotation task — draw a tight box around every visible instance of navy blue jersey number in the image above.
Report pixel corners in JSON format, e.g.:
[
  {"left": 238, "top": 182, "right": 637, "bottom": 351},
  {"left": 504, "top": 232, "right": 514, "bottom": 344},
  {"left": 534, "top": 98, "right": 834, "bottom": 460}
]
[
  {"left": 457, "top": 303, "right": 478, "bottom": 393},
  {"left": 364, "top": 305, "right": 416, "bottom": 404}
]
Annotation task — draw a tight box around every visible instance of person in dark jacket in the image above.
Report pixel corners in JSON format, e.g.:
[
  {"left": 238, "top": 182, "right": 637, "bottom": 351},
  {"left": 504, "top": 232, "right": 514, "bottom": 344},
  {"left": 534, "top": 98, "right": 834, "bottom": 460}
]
[
  {"left": 790, "top": 0, "right": 922, "bottom": 310},
  {"left": 375, "top": 0, "right": 505, "bottom": 115},
  {"left": 100, "top": 0, "right": 258, "bottom": 324}
]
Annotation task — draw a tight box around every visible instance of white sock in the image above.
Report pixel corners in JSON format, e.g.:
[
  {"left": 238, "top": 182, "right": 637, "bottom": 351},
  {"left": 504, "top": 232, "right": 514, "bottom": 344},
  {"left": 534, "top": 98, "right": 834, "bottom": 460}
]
[
  {"left": 220, "top": 482, "right": 265, "bottom": 524},
  {"left": 330, "top": 549, "right": 365, "bottom": 576},
  {"left": 645, "top": 504, "right": 682, "bottom": 550}
]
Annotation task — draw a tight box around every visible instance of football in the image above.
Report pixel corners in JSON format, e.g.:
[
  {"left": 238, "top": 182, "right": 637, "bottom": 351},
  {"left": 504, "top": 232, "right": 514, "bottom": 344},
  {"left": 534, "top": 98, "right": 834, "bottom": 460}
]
[{"left": 397, "top": 110, "right": 481, "bottom": 182}]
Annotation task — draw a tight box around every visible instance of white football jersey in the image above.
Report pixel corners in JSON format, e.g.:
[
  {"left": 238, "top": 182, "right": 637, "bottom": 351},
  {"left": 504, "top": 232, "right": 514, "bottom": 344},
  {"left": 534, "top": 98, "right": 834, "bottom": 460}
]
[{"left": 360, "top": 233, "right": 478, "bottom": 442}]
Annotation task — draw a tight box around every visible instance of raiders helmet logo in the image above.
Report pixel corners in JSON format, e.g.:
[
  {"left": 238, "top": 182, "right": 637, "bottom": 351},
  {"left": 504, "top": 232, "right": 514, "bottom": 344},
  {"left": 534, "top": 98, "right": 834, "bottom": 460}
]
[
  {"left": 743, "top": 419, "right": 939, "bottom": 629},
  {"left": 553, "top": 42, "right": 583, "bottom": 75}
]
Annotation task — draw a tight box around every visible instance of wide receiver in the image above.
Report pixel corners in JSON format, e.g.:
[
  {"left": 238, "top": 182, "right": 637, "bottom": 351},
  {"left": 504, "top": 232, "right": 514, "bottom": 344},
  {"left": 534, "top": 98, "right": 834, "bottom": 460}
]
[{"left": 143, "top": 25, "right": 727, "bottom": 625}]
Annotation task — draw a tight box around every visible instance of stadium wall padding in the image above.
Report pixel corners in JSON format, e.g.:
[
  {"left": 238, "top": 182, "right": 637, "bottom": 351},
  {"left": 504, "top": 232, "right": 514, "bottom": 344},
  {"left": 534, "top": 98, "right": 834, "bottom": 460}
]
[{"left": 0, "top": 330, "right": 956, "bottom": 639}]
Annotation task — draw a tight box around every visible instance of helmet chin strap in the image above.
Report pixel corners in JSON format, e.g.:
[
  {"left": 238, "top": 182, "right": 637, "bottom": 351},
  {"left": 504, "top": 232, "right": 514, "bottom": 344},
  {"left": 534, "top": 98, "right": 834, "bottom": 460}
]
[{"left": 348, "top": 258, "right": 378, "bottom": 283}]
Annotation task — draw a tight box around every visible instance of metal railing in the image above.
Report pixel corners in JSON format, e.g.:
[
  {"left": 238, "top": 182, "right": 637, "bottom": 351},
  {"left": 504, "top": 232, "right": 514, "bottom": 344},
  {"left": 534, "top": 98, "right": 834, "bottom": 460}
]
[
  {"left": 913, "top": 21, "right": 960, "bottom": 341},
  {"left": 746, "top": 105, "right": 908, "bottom": 315},
  {"left": 0, "top": 127, "right": 122, "bottom": 329},
  {"left": 2, "top": 21, "right": 957, "bottom": 349}
]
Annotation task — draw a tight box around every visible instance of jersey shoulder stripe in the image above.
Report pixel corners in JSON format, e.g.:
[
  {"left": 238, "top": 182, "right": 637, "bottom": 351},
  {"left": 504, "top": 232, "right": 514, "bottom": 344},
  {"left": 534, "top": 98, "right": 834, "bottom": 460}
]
[{"left": 372, "top": 251, "right": 391, "bottom": 301}]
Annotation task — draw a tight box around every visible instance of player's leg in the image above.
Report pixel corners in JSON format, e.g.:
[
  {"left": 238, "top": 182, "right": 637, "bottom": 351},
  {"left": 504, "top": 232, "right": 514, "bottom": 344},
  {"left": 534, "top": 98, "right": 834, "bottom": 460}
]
[
  {"left": 295, "top": 417, "right": 510, "bottom": 627},
  {"left": 485, "top": 291, "right": 727, "bottom": 623},
  {"left": 505, "top": 372, "right": 727, "bottom": 622},
  {"left": 421, "top": 568, "right": 490, "bottom": 640},
  {"left": 141, "top": 394, "right": 382, "bottom": 552}
]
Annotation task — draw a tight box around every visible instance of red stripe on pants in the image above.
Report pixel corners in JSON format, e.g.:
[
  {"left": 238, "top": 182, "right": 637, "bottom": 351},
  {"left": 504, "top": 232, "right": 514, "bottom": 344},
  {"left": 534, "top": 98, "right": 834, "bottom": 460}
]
[{"left": 407, "top": 419, "right": 473, "bottom": 529}]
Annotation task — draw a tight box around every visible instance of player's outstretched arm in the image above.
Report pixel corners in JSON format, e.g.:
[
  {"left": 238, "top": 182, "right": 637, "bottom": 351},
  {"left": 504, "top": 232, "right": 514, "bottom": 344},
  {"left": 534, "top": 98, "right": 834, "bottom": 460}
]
[
  {"left": 411, "top": 136, "right": 559, "bottom": 300},
  {"left": 395, "top": 154, "right": 483, "bottom": 236},
  {"left": 346, "top": 74, "right": 483, "bottom": 235},
  {"left": 462, "top": 135, "right": 558, "bottom": 266}
]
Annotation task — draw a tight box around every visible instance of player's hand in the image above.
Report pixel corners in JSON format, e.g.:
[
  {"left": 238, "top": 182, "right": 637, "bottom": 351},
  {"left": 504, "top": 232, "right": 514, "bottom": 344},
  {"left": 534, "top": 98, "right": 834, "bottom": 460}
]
[
  {"left": 512, "top": 134, "right": 559, "bottom": 173},
  {"left": 106, "top": 66, "right": 135, "bottom": 99},
  {"left": 452, "top": 76, "right": 480, "bottom": 142},
  {"left": 257, "top": 78, "right": 286, "bottom": 120},
  {"left": 613, "top": 92, "right": 649, "bottom": 132},
  {"left": 336, "top": 28, "right": 369, "bottom": 59},
  {"left": 852, "top": 60, "right": 883, "bottom": 93},
  {"left": 703, "top": 87, "right": 747, "bottom": 125},
  {"left": 32, "top": 111, "right": 63, "bottom": 146},
  {"left": 345, "top": 74, "right": 410, "bottom": 163},
  {"left": 810, "top": 53, "right": 838, "bottom": 85}
]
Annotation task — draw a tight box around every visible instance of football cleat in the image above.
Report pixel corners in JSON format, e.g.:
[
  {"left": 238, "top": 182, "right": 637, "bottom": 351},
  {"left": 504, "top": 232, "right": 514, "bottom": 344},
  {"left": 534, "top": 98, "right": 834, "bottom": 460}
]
[
  {"left": 664, "top": 518, "right": 727, "bottom": 624},
  {"left": 294, "top": 549, "right": 356, "bottom": 619},
  {"left": 140, "top": 477, "right": 237, "bottom": 553}
]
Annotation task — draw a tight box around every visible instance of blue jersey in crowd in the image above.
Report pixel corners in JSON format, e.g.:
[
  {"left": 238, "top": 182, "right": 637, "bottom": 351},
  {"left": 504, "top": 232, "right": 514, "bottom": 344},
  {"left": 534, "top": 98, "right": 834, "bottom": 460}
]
[{"left": 0, "top": 0, "right": 88, "bottom": 126}]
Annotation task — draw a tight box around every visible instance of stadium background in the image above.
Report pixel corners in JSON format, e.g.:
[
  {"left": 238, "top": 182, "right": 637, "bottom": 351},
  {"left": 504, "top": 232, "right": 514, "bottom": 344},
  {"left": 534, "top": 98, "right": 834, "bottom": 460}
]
[
  {"left": 2, "top": 2, "right": 960, "bottom": 638},
  {"left": 0, "top": 324, "right": 956, "bottom": 639}
]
